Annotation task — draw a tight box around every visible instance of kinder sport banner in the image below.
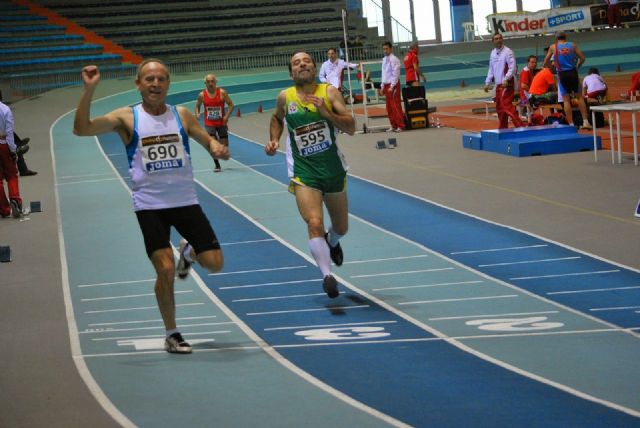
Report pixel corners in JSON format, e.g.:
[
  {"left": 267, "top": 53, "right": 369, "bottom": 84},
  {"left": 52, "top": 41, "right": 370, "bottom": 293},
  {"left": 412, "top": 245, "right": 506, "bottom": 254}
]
[{"left": 488, "top": 2, "right": 640, "bottom": 37}]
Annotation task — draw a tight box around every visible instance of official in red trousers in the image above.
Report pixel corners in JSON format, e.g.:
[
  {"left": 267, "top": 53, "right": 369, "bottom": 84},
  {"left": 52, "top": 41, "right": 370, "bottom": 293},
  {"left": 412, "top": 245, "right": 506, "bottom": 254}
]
[
  {"left": 484, "top": 32, "right": 524, "bottom": 129},
  {"left": 379, "top": 41, "right": 405, "bottom": 133},
  {"left": 0, "top": 100, "right": 23, "bottom": 218}
]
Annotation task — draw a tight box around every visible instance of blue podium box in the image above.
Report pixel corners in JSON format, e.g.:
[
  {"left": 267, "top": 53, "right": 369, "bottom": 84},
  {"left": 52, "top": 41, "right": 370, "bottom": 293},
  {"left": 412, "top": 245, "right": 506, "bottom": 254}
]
[{"left": 462, "top": 124, "right": 601, "bottom": 157}]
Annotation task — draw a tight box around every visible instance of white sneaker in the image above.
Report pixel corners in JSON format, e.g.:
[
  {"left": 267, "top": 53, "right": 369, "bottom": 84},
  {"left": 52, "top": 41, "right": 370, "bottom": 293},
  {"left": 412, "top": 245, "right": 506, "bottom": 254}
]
[
  {"left": 177, "top": 239, "right": 192, "bottom": 279},
  {"left": 393, "top": 128, "right": 403, "bottom": 133},
  {"left": 385, "top": 127, "right": 395, "bottom": 132},
  {"left": 165, "top": 332, "right": 192, "bottom": 354}
]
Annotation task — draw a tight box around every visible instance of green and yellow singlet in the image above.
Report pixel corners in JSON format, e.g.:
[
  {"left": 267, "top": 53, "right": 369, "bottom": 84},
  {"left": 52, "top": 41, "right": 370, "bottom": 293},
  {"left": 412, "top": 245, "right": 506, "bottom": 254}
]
[{"left": 284, "top": 83, "right": 348, "bottom": 185}]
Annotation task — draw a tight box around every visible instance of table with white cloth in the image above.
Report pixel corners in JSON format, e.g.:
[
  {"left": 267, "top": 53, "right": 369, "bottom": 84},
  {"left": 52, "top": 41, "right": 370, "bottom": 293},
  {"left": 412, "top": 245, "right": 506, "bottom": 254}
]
[{"left": 591, "top": 102, "right": 640, "bottom": 165}]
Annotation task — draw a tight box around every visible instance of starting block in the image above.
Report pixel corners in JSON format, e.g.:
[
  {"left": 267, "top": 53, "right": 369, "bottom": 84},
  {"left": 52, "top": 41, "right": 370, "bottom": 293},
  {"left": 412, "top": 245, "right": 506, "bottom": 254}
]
[
  {"left": 0, "top": 246, "right": 11, "bottom": 262},
  {"left": 375, "top": 138, "right": 399, "bottom": 149},
  {"left": 30, "top": 201, "right": 42, "bottom": 213}
]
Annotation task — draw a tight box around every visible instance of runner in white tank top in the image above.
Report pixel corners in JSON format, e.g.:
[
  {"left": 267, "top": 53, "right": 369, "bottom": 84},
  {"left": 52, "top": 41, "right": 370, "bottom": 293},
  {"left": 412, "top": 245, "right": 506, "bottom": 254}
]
[
  {"left": 74, "top": 60, "right": 230, "bottom": 354},
  {"left": 128, "top": 103, "right": 198, "bottom": 211}
]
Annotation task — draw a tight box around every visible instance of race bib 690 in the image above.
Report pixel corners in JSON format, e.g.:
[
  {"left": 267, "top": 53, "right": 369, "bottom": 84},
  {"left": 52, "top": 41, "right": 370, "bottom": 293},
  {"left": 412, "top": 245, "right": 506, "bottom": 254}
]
[{"left": 140, "top": 134, "right": 185, "bottom": 173}]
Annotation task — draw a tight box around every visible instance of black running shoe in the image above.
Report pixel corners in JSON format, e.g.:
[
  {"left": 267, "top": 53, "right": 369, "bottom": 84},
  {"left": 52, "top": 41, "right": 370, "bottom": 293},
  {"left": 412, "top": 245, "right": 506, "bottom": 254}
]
[
  {"left": 324, "top": 233, "right": 343, "bottom": 266},
  {"left": 164, "top": 332, "right": 192, "bottom": 354},
  {"left": 9, "top": 199, "right": 22, "bottom": 218},
  {"left": 322, "top": 275, "right": 339, "bottom": 299},
  {"left": 177, "top": 239, "right": 192, "bottom": 279}
]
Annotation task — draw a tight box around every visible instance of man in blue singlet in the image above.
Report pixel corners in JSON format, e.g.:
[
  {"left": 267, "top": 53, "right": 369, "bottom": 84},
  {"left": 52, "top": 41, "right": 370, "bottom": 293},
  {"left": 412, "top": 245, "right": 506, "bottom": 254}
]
[
  {"left": 73, "top": 59, "right": 230, "bottom": 354},
  {"left": 543, "top": 31, "right": 591, "bottom": 129}
]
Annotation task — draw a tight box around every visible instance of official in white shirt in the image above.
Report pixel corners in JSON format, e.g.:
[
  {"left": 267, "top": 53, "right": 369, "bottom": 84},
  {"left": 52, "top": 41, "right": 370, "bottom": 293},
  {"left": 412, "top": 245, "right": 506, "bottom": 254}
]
[
  {"left": 484, "top": 32, "right": 524, "bottom": 129},
  {"left": 319, "top": 47, "right": 357, "bottom": 90},
  {"left": 378, "top": 41, "right": 405, "bottom": 132}
]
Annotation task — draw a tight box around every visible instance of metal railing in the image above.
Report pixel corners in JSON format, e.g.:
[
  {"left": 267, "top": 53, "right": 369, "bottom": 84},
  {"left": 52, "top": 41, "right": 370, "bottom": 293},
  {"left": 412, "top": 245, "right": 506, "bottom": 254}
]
[
  {"left": 1, "top": 45, "right": 385, "bottom": 101},
  {"left": 166, "top": 45, "right": 384, "bottom": 75}
]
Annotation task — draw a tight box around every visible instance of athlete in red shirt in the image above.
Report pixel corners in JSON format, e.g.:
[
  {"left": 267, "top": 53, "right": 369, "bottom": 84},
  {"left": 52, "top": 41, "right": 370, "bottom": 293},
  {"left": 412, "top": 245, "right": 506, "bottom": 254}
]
[
  {"left": 519, "top": 55, "right": 537, "bottom": 104},
  {"left": 403, "top": 42, "right": 425, "bottom": 87},
  {"left": 195, "top": 74, "right": 234, "bottom": 172}
]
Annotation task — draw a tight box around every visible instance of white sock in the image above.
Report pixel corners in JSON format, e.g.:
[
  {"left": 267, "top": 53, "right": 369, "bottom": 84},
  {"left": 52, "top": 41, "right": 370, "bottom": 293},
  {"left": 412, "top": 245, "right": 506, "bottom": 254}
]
[
  {"left": 182, "top": 243, "right": 194, "bottom": 263},
  {"left": 327, "top": 227, "right": 344, "bottom": 248},
  {"left": 309, "top": 237, "right": 332, "bottom": 277},
  {"left": 166, "top": 328, "right": 178, "bottom": 338}
]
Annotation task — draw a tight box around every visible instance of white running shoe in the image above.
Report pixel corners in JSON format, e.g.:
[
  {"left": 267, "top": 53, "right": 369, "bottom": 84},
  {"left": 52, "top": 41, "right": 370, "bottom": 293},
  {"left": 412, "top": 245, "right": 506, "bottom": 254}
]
[
  {"left": 164, "top": 332, "right": 192, "bottom": 354},
  {"left": 177, "top": 239, "right": 192, "bottom": 279}
]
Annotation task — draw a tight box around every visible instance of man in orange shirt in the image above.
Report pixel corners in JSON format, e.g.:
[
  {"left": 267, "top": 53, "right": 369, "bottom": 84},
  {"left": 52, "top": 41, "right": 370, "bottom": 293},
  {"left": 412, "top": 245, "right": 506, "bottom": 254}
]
[
  {"left": 528, "top": 64, "right": 558, "bottom": 106},
  {"left": 403, "top": 42, "right": 425, "bottom": 87}
]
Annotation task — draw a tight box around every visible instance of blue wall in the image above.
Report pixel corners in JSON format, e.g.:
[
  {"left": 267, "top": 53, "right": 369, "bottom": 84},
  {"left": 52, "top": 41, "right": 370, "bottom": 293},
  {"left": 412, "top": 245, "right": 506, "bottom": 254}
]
[{"left": 451, "top": 0, "right": 473, "bottom": 42}]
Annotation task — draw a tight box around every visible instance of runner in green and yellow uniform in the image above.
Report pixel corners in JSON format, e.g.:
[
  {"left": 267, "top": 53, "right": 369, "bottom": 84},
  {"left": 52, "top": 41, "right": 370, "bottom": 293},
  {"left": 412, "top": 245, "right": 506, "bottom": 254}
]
[{"left": 266, "top": 51, "right": 356, "bottom": 298}]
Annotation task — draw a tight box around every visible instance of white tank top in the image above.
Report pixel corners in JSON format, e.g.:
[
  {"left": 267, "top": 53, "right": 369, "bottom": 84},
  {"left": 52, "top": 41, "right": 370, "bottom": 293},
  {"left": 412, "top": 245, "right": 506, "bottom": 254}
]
[{"left": 127, "top": 104, "right": 198, "bottom": 211}]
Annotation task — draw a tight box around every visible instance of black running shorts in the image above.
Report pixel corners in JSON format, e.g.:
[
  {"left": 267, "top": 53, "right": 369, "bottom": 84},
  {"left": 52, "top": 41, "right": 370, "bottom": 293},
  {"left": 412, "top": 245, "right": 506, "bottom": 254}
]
[
  {"left": 135, "top": 204, "right": 220, "bottom": 258},
  {"left": 205, "top": 125, "right": 229, "bottom": 142},
  {"left": 558, "top": 69, "right": 580, "bottom": 96}
]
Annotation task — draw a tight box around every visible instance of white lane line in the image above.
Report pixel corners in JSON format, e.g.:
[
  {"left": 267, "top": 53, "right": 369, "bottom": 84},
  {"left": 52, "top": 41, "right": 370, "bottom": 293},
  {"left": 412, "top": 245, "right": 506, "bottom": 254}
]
[
  {"left": 224, "top": 190, "right": 288, "bottom": 198},
  {"left": 351, "top": 267, "right": 454, "bottom": 278},
  {"left": 222, "top": 238, "right": 276, "bottom": 246},
  {"left": 91, "top": 328, "right": 234, "bottom": 341},
  {"left": 590, "top": 305, "right": 640, "bottom": 312},
  {"left": 83, "top": 302, "right": 204, "bottom": 314},
  {"left": 478, "top": 256, "right": 581, "bottom": 267},
  {"left": 79, "top": 325, "right": 640, "bottom": 357},
  {"left": 191, "top": 179, "right": 410, "bottom": 427},
  {"left": 510, "top": 270, "right": 621, "bottom": 281},
  {"left": 80, "top": 322, "right": 221, "bottom": 334},
  {"left": 232, "top": 293, "right": 326, "bottom": 302},
  {"left": 547, "top": 285, "right": 640, "bottom": 295},
  {"left": 273, "top": 326, "right": 640, "bottom": 349},
  {"left": 343, "top": 255, "right": 428, "bottom": 265},
  {"left": 372, "top": 280, "right": 482, "bottom": 292},
  {"left": 79, "top": 344, "right": 263, "bottom": 358},
  {"left": 81, "top": 290, "right": 192, "bottom": 302},
  {"left": 57, "top": 177, "right": 121, "bottom": 186},
  {"left": 264, "top": 320, "right": 398, "bottom": 331},
  {"left": 451, "top": 244, "right": 548, "bottom": 255},
  {"left": 195, "top": 162, "right": 284, "bottom": 171},
  {"left": 77, "top": 278, "right": 156, "bottom": 288},
  {"left": 428, "top": 310, "right": 560, "bottom": 321},
  {"left": 88, "top": 315, "right": 217, "bottom": 326},
  {"left": 220, "top": 278, "right": 321, "bottom": 290},
  {"left": 399, "top": 295, "right": 518, "bottom": 305},
  {"left": 244, "top": 162, "right": 285, "bottom": 168},
  {"left": 58, "top": 172, "right": 115, "bottom": 179},
  {"left": 209, "top": 265, "right": 308, "bottom": 276},
  {"left": 247, "top": 305, "right": 370, "bottom": 316}
]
